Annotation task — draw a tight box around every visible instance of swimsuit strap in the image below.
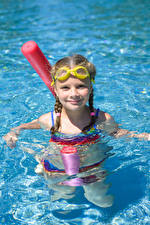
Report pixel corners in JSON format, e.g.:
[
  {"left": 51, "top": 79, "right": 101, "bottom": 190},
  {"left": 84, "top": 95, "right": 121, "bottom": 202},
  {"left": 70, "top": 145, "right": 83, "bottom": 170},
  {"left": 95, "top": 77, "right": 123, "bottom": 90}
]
[
  {"left": 93, "top": 108, "right": 100, "bottom": 129},
  {"left": 95, "top": 108, "right": 100, "bottom": 117},
  {"left": 51, "top": 111, "right": 55, "bottom": 127}
]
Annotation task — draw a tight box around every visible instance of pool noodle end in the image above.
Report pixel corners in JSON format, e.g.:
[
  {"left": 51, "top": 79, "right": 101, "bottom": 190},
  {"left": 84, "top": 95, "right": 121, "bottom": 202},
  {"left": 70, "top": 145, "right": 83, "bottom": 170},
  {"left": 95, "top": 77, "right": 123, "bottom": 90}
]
[{"left": 21, "top": 41, "right": 55, "bottom": 96}]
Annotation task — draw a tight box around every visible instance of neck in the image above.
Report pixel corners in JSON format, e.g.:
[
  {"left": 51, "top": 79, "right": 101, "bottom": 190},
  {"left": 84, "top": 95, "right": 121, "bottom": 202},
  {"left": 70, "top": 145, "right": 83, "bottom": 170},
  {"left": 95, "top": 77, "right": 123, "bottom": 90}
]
[{"left": 61, "top": 106, "right": 91, "bottom": 126}]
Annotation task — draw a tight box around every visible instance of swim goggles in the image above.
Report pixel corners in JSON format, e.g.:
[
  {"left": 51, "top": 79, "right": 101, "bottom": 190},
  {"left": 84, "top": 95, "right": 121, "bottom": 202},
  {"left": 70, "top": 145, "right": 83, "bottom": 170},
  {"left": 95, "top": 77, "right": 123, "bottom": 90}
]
[{"left": 51, "top": 66, "right": 94, "bottom": 85}]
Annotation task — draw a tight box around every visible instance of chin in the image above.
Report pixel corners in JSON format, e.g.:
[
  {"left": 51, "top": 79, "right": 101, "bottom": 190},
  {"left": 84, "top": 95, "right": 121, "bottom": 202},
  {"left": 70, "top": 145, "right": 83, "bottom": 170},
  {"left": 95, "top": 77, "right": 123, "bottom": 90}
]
[{"left": 64, "top": 104, "right": 84, "bottom": 112}]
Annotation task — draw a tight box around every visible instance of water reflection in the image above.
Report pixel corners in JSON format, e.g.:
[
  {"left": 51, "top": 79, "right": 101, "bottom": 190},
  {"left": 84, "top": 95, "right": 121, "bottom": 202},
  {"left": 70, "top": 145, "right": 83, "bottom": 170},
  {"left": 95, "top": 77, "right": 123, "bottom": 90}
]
[{"left": 22, "top": 136, "right": 114, "bottom": 208}]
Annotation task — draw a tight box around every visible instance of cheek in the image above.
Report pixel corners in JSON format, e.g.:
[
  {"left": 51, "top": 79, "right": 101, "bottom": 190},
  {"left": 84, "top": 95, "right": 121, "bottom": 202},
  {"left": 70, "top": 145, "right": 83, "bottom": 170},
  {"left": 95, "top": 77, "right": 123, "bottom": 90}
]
[
  {"left": 57, "top": 90, "right": 68, "bottom": 100},
  {"left": 82, "top": 88, "right": 90, "bottom": 97}
]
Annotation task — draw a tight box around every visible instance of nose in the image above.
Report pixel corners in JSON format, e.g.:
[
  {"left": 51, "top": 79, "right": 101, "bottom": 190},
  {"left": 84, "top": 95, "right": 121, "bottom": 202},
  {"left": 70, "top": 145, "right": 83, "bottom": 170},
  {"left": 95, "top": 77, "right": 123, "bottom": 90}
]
[{"left": 70, "top": 87, "right": 79, "bottom": 97}]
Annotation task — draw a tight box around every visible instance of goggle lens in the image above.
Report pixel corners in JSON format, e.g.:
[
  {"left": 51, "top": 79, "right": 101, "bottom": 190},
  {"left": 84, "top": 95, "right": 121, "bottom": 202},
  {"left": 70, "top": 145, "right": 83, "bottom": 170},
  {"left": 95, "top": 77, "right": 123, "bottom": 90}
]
[
  {"left": 56, "top": 66, "right": 89, "bottom": 80},
  {"left": 51, "top": 66, "right": 94, "bottom": 86}
]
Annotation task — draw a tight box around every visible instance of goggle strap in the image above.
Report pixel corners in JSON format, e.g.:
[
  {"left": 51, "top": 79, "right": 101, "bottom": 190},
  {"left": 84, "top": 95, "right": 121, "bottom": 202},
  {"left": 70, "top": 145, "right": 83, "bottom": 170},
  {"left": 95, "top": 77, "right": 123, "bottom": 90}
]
[
  {"left": 51, "top": 80, "right": 55, "bottom": 86},
  {"left": 91, "top": 78, "right": 95, "bottom": 83}
]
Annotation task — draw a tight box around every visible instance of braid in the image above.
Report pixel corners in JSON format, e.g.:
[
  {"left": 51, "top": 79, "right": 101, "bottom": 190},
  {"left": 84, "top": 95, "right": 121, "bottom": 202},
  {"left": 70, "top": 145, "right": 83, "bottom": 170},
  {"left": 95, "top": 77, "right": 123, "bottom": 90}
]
[
  {"left": 82, "top": 89, "right": 96, "bottom": 133},
  {"left": 50, "top": 96, "right": 62, "bottom": 134},
  {"left": 89, "top": 88, "right": 94, "bottom": 114}
]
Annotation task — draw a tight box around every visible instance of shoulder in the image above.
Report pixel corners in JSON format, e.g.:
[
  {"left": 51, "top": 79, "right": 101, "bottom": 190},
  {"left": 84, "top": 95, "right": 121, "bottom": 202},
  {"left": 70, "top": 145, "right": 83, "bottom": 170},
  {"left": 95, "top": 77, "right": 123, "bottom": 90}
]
[
  {"left": 96, "top": 109, "right": 114, "bottom": 122},
  {"left": 95, "top": 109, "right": 119, "bottom": 134},
  {"left": 38, "top": 112, "right": 52, "bottom": 130}
]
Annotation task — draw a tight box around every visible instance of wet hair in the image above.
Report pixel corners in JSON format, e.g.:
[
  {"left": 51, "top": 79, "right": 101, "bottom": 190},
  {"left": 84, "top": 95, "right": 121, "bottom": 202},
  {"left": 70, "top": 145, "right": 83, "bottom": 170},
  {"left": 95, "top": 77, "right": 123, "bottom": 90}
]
[{"left": 50, "top": 54, "right": 97, "bottom": 134}]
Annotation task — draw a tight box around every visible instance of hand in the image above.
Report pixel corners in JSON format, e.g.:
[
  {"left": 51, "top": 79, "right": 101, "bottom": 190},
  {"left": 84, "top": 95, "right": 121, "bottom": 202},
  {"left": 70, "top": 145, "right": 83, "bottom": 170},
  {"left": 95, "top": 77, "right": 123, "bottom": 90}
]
[
  {"left": 3, "top": 130, "right": 19, "bottom": 148},
  {"left": 135, "top": 132, "right": 150, "bottom": 141}
]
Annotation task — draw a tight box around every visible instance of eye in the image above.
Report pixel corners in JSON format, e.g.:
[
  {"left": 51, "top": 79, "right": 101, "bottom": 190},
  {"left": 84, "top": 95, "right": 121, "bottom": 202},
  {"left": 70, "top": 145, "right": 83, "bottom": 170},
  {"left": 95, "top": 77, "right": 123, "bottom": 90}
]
[
  {"left": 77, "top": 84, "right": 87, "bottom": 88},
  {"left": 61, "top": 86, "right": 69, "bottom": 90}
]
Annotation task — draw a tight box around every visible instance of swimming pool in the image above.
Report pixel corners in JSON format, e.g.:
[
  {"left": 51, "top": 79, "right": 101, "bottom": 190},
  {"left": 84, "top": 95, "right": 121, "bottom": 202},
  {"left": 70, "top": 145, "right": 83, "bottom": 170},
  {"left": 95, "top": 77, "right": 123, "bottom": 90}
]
[{"left": 0, "top": 0, "right": 150, "bottom": 224}]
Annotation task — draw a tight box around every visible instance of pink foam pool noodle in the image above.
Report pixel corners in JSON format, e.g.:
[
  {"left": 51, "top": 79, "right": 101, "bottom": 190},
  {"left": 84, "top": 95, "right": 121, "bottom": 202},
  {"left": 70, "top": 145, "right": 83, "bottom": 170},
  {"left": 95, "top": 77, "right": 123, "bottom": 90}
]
[
  {"left": 21, "top": 41, "right": 55, "bottom": 96},
  {"left": 61, "top": 146, "right": 83, "bottom": 186}
]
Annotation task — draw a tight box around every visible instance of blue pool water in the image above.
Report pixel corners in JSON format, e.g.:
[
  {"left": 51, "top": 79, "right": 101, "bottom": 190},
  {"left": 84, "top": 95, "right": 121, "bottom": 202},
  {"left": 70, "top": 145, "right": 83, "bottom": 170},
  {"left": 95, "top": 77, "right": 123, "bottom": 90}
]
[{"left": 0, "top": 0, "right": 150, "bottom": 224}]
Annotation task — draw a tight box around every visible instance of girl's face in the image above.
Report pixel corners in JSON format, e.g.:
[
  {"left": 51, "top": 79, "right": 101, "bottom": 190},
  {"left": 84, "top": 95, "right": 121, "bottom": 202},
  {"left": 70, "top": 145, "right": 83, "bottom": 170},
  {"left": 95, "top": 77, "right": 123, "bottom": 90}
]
[{"left": 54, "top": 76, "right": 92, "bottom": 112}]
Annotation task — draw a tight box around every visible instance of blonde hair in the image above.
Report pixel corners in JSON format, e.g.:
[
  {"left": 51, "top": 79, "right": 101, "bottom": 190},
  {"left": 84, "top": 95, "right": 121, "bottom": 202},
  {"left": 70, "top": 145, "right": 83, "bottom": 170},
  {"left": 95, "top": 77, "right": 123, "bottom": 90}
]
[{"left": 50, "top": 54, "right": 97, "bottom": 134}]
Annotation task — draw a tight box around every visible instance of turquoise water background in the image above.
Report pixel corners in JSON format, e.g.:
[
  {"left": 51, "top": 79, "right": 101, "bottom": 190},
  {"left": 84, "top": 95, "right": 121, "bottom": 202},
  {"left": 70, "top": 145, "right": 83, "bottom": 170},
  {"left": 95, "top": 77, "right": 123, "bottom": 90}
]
[{"left": 0, "top": 0, "right": 150, "bottom": 224}]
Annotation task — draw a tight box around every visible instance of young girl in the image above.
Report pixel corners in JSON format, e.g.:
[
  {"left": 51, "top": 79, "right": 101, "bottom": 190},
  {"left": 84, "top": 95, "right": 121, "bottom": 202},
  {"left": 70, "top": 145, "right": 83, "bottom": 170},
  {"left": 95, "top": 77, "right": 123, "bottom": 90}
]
[{"left": 3, "top": 54, "right": 150, "bottom": 207}]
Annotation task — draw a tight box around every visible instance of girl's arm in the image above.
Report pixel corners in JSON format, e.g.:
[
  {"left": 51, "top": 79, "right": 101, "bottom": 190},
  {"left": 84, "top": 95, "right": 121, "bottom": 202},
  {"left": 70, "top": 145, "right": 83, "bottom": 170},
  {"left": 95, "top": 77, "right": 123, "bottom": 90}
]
[
  {"left": 111, "top": 127, "right": 150, "bottom": 140},
  {"left": 3, "top": 119, "right": 41, "bottom": 148},
  {"left": 3, "top": 112, "right": 51, "bottom": 148},
  {"left": 98, "top": 111, "right": 150, "bottom": 140}
]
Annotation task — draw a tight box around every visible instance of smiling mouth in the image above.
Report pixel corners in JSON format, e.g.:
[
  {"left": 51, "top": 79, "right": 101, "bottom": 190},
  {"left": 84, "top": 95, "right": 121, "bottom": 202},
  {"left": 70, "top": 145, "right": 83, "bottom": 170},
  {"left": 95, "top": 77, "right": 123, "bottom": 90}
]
[{"left": 68, "top": 100, "right": 81, "bottom": 104}]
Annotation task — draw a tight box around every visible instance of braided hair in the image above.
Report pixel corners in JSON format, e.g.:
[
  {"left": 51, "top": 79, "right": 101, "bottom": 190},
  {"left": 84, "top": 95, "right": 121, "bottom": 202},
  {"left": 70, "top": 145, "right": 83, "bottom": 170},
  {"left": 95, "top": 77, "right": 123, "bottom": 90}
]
[
  {"left": 82, "top": 88, "right": 97, "bottom": 133},
  {"left": 50, "top": 54, "right": 97, "bottom": 134}
]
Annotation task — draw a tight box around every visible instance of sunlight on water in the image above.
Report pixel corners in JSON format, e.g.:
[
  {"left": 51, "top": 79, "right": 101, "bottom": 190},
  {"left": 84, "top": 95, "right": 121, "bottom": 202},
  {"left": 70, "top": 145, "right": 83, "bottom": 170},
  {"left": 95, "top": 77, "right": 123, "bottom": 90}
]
[{"left": 0, "top": 0, "right": 150, "bottom": 224}]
